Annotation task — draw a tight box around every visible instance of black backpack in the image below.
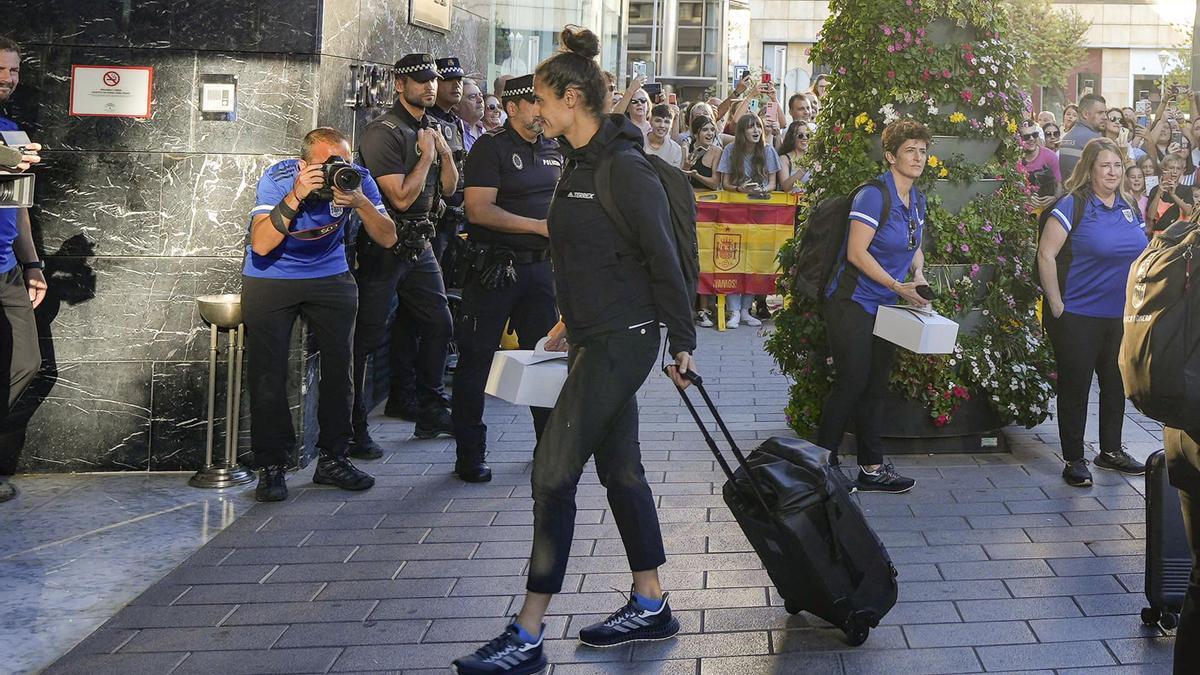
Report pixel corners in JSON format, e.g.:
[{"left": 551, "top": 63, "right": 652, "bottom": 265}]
[
  {"left": 1035, "top": 191, "right": 1087, "bottom": 296},
  {"left": 1119, "top": 220, "right": 1200, "bottom": 432},
  {"left": 792, "top": 180, "right": 890, "bottom": 301},
  {"left": 595, "top": 149, "right": 701, "bottom": 301}
]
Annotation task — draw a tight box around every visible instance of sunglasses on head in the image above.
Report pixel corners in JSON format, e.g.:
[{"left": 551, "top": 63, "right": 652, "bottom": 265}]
[
  {"left": 907, "top": 217, "right": 919, "bottom": 251},
  {"left": 1020, "top": 132, "right": 1039, "bottom": 141}
]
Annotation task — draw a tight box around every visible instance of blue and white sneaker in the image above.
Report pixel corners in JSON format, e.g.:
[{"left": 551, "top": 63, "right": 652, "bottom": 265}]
[
  {"left": 578, "top": 588, "right": 681, "bottom": 648},
  {"left": 452, "top": 621, "right": 546, "bottom": 675}
]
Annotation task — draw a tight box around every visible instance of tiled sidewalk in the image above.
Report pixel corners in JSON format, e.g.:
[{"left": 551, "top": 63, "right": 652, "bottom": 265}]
[{"left": 45, "top": 327, "right": 1176, "bottom": 674}]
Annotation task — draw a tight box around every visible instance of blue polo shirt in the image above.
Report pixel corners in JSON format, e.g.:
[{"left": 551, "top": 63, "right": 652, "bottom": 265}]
[
  {"left": 0, "top": 115, "right": 21, "bottom": 274},
  {"left": 1050, "top": 192, "right": 1148, "bottom": 318},
  {"left": 243, "top": 159, "right": 386, "bottom": 279},
  {"left": 827, "top": 172, "right": 926, "bottom": 315}
]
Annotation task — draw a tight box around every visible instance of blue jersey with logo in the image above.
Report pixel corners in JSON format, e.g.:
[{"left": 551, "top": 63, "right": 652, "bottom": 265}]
[
  {"left": 0, "top": 115, "right": 21, "bottom": 274},
  {"left": 827, "top": 172, "right": 926, "bottom": 315},
  {"left": 243, "top": 159, "right": 386, "bottom": 279},
  {"left": 1050, "top": 193, "right": 1148, "bottom": 319}
]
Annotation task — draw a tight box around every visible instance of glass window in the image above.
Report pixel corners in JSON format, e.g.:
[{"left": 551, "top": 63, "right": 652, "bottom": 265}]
[
  {"left": 678, "top": 27, "right": 703, "bottom": 52},
  {"left": 679, "top": 2, "right": 703, "bottom": 26},
  {"left": 677, "top": 53, "right": 701, "bottom": 76},
  {"left": 487, "top": 0, "right": 625, "bottom": 94}
]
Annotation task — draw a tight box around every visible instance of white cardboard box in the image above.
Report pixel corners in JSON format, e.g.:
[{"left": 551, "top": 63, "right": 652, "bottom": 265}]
[
  {"left": 485, "top": 349, "right": 568, "bottom": 408},
  {"left": 873, "top": 305, "right": 959, "bottom": 354}
]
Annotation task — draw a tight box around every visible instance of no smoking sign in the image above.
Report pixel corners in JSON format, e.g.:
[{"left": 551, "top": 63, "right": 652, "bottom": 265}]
[
  {"left": 102, "top": 71, "right": 121, "bottom": 87},
  {"left": 70, "top": 65, "right": 154, "bottom": 118}
]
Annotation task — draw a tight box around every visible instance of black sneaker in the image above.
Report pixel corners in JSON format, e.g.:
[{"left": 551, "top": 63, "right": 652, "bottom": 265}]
[
  {"left": 753, "top": 299, "right": 772, "bottom": 320},
  {"left": 383, "top": 396, "right": 419, "bottom": 421},
  {"left": 856, "top": 464, "right": 916, "bottom": 493},
  {"left": 313, "top": 455, "right": 375, "bottom": 491},
  {"left": 1094, "top": 450, "right": 1147, "bottom": 476},
  {"left": 578, "top": 589, "right": 681, "bottom": 648},
  {"left": 415, "top": 406, "right": 455, "bottom": 440},
  {"left": 455, "top": 450, "right": 493, "bottom": 483},
  {"left": 348, "top": 434, "right": 384, "bottom": 460},
  {"left": 255, "top": 465, "right": 288, "bottom": 502},
  {"left": 1062, "top": 458, "right": 1094, "bottom": 487},
  {"left": 0, "top": 477, "right": 15, "bottom": 503},
  {"left": 452, "top": 621, "right": 547, "bottom": 675}
]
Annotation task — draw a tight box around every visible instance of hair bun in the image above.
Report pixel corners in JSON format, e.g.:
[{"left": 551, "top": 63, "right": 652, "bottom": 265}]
[{"left": 560, "top": 25, "right": 600, "bottom": 60}]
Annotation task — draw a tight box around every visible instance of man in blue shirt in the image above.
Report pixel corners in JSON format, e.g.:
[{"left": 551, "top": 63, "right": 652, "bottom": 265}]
[
  {"left": 0, "top": 38, "right": 46, "bottom": 503},
  {"left": 1059, "top": 93, "right": 1105, "bottom": 179},
  {"left": 243, "top": 127, "right": 397, "bottom": 502}
]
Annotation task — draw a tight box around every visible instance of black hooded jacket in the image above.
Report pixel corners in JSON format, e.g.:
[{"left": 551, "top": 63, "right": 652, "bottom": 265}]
[{"left": 547, "top": 114, "right": 697, "bottom": 355}]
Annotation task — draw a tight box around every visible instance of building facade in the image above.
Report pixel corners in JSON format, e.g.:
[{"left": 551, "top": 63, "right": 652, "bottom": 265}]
[{"left": 748, "top": 1, "right": 1191, "bottom": 114}]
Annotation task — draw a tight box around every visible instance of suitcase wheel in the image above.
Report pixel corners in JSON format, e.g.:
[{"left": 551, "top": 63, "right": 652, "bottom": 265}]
[
  {"left": 842, "top": 613, "right": 872, "bottom": 646},
  {"left": 784, "top": 601, "right": 802, "bottom": 616},
  {"left": 1141, "top": 607, "right": 1160, "bottom": 627},
  {"left": 1160, "top": 612, "right": 1180, "bottom": 630},
  {"left": 1141, "top": 606, "right": 1180, "bottom": 631}
]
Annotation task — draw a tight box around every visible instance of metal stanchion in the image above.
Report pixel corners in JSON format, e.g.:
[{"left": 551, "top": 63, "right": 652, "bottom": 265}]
[{"left": 190, "top": 294, "right": 255, "bottom": 489}]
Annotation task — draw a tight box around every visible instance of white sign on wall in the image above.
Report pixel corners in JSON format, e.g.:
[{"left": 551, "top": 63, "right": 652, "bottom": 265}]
[{"left": 69, "top": 65, "right": 154, "bottom": 118}]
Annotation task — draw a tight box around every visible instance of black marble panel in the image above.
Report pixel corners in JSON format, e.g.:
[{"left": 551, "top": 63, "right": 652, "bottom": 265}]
[
  {"left": 30, "top": 151, "right": 165, "bottom": 257},
  {"left": 171, "top": 0, "right": 321, "bottom": 54},
  {"left": 160, "top": 153, "right": 286, "bottom": 257},
  {"left": 37, "top": 255, "right": 242, "bottom": 364},
  {"left": 191, "top": 53, "right": 318, "bottom": 156},
  {"left": 315, "top": 55, "right": 362, "bottom": 144},
  {"left": 16, "top": 360, "right": 153, "bottom": 472},
  {"left": 320, "top": 0, "right": 363, "bottom": 60},
  {"left": 5, "top": 0, "right": 175, "bottom": 49}
]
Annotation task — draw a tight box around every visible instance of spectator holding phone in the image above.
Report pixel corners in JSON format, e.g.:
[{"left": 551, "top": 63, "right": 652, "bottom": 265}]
[
  {"left": 1147, "top": 153, "right": 1195, "bottom": 235},
  {"left": 684, "top": 115, "right": 722, "bottom": 191},
  {"left": 482, "top": 94, "right": 503, "bottom": 131},
  {"left": 1147, "top": 89, "right": 1194, "bottom": 173},
  {"left": 1018, "top": 118, "right": 1061, "bottom": 210},
  {"left": 1042, "top": 122, "right": 1062, "bottom": 152},
  {"left": 1038, "top": 137, "right": 1149, "bottom": 488},
  {"left": 1139, "top": 154, "right": 1161, "bottom": 192},
  {"left": 644, "top": 104, "right": 684, "bottom": 168},
  {"left": 809, "top": 74, "right": 830, "bottom": 101},
  {"left": 779, "top": 121, "right": 814, "bottom": 193},
  {"left": 623, "top": 87, "right": 652, "bottom": 136},
  {"left": 1125, "top": 164, "right": 1149, "bottom": 225}
]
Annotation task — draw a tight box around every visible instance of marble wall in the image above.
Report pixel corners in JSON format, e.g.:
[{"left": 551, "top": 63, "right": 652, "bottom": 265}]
[{"left": 0, "top": 0, "right": 489, "bottom": 473}]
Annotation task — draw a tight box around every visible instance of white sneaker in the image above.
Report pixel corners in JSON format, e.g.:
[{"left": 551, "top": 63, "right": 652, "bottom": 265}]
[
  {"left": 741, "top": 309, "right": 762, "bottom": 327},
  {"left": 696, "top": 310, "right": 714, "bottom": 328},
  {"left": 726, "top": 313, "right": 740, "bottom": 329}
]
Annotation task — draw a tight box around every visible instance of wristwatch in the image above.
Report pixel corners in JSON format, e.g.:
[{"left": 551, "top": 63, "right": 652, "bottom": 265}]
[{"left": 21, "top": 260, "right": 45, "bottom": 271}]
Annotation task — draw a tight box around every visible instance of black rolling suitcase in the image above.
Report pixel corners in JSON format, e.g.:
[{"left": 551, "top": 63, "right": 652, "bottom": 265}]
[
  {"left": 1142, "top": 449, "right": 1191, "bottom": 631},
  {"left": 672, "top": 372, "right": 898, "bottom": 645}
]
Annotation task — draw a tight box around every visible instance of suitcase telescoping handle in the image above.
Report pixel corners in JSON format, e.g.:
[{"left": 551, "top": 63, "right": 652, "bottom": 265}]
[{"left": 667, "top": 367, "right": 775, "bottom": 517}]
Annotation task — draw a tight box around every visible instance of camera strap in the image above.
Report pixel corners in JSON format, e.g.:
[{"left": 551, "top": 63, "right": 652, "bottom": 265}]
[
  {"left": 269, "top": 197, "right": 299, "bottom": 236},
  {"left": 289, "top": 219, "right": 345, "bottom": 240}
]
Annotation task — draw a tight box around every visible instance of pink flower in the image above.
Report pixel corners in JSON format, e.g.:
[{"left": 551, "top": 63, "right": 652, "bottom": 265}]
[
  {"left": 887, "top": 70, "right": 896, "bottom": 79},
  {"left": 887, "top": 44, "right": 896, "bottom": 53},
  {"left": 934, "top": 414, "right": 949, "bottom": 427},
  {"left": 905, "top": 0, "right": 913, "bottom": 6},
  {"left": 960, "top": 244, "right": 970, "bottom": 253},
  {"left": 921, "top": 68, "right": 932, "bottom": 81},
  {"left": 961, "top": 90, "right": 974, "bottom": 101},
  {"left": 838, "top": 66, "right": 847, "bottom": 75},
  {"left": 942, "top": 68, "right": 951, "bottom": 78},
  {"left": 970, "top": 263, "right": 981, "bottom": 277},
  {"left": 982, "top": 223, "right": 993, "bottom": 232},
  {"left": 917, "top": 28, "right": 927, "bottom": 37},
  {"left": 882, "top": 25, "right": 893, "bottom": 35}
]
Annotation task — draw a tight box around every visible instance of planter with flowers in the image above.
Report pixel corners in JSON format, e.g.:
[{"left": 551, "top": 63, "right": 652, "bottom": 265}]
[{"left": 767, "top": 0, "right": 1056, "bottom": 450}]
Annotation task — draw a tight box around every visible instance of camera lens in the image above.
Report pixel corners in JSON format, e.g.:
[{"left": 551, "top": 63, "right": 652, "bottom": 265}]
[{"left": 332, "top": 166, "right": 361, "bottom": 191}]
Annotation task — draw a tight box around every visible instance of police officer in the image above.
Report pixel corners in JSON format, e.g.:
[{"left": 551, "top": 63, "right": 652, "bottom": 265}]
[
  {"left": 243, "top": 127, "right": 396, "bottom": 502},
  {"left": 351, "top": 54, "right": 458, "bottom": 457},
  {"left": 381, "top": 56, "right": 470, "bottom": 426},
  {"left": 451, "top": 74, "right": 561, "bottom": 482}
]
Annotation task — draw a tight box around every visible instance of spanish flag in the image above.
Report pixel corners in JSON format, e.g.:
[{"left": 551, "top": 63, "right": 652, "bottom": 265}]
[{"left": 695, "top": 191, "right": 798, "bottom": 296}]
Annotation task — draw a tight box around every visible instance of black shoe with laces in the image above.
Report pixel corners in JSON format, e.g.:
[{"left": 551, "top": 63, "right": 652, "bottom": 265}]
[
  {"left": 856, "top": 463, "right": 916, "bottom": 493},
  {"left": 578, "top": 589, "right": 680, "bottom": 648},
  {"left": 255, "top": 465, "right": 288, "bottom": 502},
  {"left": 1094, "top": 450, "right": 1146, "bottom": 476},
  {"left": 383, "top": 396, "right": 419, "bottom": 421},
  {"left": 348, "top": 434, "right": 384, "bottom": 460},
  {"left": 415, "top": 406, "right": 455, "bottom": 440},
  {"left": 452, "top": 621, "right": 547, "bottom": 675},
  {"left": 1062, "top": 458, "right": 1094, "bottom": 487},
  {"left": 455, "top": 451, "right": 493, "bottom": 483},
  {"left": 313, "top": 455, "right": 375, "bottom": 491}
]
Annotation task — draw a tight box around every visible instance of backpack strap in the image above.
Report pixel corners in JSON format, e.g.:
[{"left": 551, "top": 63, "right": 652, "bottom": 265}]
[
  {"left": 594, "top": 150, "right": 640, "bottom": 254},
  {"left": 852, "top": 179, "right": 892, "bottom": 232}
]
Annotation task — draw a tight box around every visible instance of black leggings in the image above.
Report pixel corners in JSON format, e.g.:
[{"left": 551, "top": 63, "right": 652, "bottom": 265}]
[
  {"left": 816, "top": 299, "right": 896, "bottom": 467},
  {"left": 1043, "top": 311, "right": 1125, "bottom": 461},
  {"left": 526, "top": 325, "right": 665, "bottom": 594}
]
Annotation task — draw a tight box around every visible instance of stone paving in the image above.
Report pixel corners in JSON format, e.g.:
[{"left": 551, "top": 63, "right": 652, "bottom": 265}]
[{"left": 45, "top": 326, "right": 1177, "bottom": 674}]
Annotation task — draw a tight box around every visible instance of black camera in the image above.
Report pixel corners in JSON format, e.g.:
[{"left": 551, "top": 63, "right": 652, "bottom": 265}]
[{"left": 307, "top": 155, "right": 362, "bottom": 201}]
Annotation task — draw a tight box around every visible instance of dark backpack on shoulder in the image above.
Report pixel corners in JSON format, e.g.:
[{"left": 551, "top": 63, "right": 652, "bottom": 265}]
[
  {"left": 1119, "top": 220, "right": 1200, "bottom": 432},
  {"left": 1035, "top": 191, "right": 1087, "bottom": 296},
  {"left": 595, "top": 149, "right": 701, "bottom": 301},
  {"left": 793, "top": 180, "right": 890, "bottom": 301}
]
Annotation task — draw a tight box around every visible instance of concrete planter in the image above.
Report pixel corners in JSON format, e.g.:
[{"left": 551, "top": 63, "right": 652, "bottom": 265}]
[
  {"left": 926, "top": 17, "right": 979, "bottom": 44},
  {"left": 930, "top": 178, "right": 1004, "bottom": 214}
]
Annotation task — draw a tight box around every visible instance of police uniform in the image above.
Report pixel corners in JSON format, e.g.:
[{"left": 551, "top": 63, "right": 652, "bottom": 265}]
[
  {"left": 351, "top": 53, "right": 455, "bottom": 447},
  {"left": 382, "top": 56, "right": 470, "bottom": 430},
  {"left": 450, "top": 75, "right": 562, "bottom": 482},
  {"left": 243, "top": 159, "right": 387, "bottom": 468}
]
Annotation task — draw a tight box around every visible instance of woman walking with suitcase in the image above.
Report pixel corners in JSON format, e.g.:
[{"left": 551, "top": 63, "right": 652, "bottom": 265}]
[{"left": 452, "top": 25, "right": 698, "bottom": 675}]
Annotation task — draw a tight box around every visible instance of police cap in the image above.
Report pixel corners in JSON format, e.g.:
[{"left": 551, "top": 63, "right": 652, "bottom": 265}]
[{"left": 395, "top": 53, "right": 440, "bottom": 83}]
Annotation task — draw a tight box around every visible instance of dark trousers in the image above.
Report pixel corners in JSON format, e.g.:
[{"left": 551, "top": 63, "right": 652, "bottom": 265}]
[
  {"left": 1, "top": 267, "right": 38, "bottom": 424},
  {"left": 353, "top": 242, "right": 452, "bottom": 435},
  {"left": 816, "top": 299, "right": 895, "bottom": 466},
  {"left": 1044, "top": 311, "right": 1125, "bottom": 461},
  {"left": 451, "top": 260, "right": 558, "bottom": 459},
  {"left": 242, "top": 273, "right": 358, "bottom": 468},
  {"left": 527, "top": 326, "right": 665, "bottom": 594},
  {"left": 1167, "top": 427, "right": 1200, "bottom": 674},
  {"left": 387, "top": 303, "right": 420, "bottom": 405}
]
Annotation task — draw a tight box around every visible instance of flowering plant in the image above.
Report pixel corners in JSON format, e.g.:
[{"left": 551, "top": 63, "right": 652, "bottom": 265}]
[{"left": 767, "top": 0, "right": 1055, "bottom": 434}]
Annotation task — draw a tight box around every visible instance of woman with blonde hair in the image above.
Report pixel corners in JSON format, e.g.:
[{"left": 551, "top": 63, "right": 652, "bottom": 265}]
[{"left": 1037, "top": 137, "right": 1149, "bottom": 487}]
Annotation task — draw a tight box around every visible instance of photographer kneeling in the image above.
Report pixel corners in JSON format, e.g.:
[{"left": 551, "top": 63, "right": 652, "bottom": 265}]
[
  {"left": 816, "top": 119, "right": 929, "bottom": 494},
  {"left": 243, "top": 127, "right": 397, "bottom": 502}
]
